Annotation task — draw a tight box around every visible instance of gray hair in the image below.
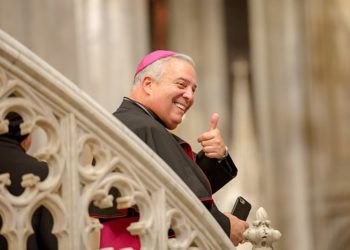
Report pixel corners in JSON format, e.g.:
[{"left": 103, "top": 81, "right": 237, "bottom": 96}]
[{"left": 133, "top": 53, "right": 195, "bottom": 85}]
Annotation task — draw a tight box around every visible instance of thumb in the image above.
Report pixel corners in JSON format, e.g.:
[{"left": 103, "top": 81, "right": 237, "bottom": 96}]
[{"left": 209, "top": 113, "right": 220, "bottom": 131}]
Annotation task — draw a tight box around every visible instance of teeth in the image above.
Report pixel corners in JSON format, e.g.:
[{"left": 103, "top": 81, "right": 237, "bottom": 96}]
[{"left": 175, "top": 103, "right": 186, "bottom": 111}]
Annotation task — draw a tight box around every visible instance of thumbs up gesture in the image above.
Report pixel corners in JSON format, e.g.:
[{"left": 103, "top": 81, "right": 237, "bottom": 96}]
[{"left": 197, "top": 113, "right": 227, "bottom": 159}]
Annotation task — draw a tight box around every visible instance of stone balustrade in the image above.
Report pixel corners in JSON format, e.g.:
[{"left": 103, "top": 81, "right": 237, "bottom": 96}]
[{"left": 0, "top": 29, "right": 280, "bottom": 250}]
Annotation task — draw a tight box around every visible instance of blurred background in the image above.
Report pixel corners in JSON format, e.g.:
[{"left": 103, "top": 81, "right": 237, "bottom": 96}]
[{"left": 1, "top": 0, "right": 349, "bottom": 249}]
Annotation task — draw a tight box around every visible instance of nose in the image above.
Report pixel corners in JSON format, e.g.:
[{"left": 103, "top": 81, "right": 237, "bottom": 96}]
[{"left": 183, "top": 86, "right": 194, "bottom": 100}]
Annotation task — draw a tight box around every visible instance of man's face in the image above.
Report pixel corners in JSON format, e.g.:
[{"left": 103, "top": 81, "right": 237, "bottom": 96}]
[{"left": 148, "top": 58, "right": 197, "bottom": 130}]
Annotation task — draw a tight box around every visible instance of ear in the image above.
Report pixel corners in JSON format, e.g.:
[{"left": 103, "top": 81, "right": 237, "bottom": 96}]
[{"left": 141, "top": 76, "right": 154, "bottom": 95}]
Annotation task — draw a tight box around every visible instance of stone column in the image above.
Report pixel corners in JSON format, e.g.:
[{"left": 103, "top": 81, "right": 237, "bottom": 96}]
[
  {"left": 74, "top": 0, "right": 150, "bottom": 112},
  {"left": 248, "top": 0, "right": 313, "bottom": 250},
  {"left": 167, "top": 0, "right": 230, "bottom": 152},
  {"left": 0, "top": 0, "right": 150, "bottom": 112},
  {"left": 304, "top": 0, "right": 350, "bottom": 249},
  {"left": 0, "top": 0, "right": 79, "bottom": 83}
]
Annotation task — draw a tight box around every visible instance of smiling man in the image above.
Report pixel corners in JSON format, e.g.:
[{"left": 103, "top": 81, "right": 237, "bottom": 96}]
[{"left": 96, "top": 50, "right": 248, "bottom": 249}]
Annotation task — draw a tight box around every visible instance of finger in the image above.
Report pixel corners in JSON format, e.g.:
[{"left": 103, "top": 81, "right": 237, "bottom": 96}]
[
  {"left": 197, "top": 132, "right": 214, "bottom": 143},
  {"left": 202, "top": 145, "right": 216, "bottom": 154},
  {"left": 202, "top": 146, "right": 222, "bottom": 158},
  {"left": 204, "top": 152, "right": 221, "bottom": 158},
  {"left": 209, "top": 113, "right": 220, "bottom": 131},
  {"left": 199, "top": 139, "right": 215, "bottom": 147}
]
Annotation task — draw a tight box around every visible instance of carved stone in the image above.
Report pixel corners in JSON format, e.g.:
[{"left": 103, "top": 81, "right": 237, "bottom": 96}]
[
  {"left": 0, "top": 29, "right": 236, "bottom": 250},
  {"left": 244, "top": 208, "right": 281, "bottom": 250}
]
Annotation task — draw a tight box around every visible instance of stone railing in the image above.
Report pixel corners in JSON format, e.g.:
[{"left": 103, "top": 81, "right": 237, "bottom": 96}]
[
  {"left": 0, "top": 29, "right": 235, "bottom": 250},
  {"left": 0, "top": 29, "right": 281, "bottom": 250}
]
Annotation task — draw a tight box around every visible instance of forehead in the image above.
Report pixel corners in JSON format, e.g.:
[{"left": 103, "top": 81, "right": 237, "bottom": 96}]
[{"left": 163, "top": 58, "right": 197, "bottom": 82}]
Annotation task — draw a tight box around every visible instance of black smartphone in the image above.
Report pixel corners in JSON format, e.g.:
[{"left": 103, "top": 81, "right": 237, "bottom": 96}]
[{"left": 231, "top": 196, "right": 251, "bottom": 221}]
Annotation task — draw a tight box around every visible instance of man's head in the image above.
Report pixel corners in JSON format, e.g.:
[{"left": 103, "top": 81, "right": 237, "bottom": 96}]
[
  {"left": 131, "top": 50, "right": 197, "bottom": 130},
  {"left": 1, "top": 112, "right": 32, "bottom": 151}
]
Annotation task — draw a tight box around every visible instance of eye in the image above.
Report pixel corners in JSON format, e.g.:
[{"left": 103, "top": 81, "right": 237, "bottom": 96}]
[{"left": 176, "top": 81, "right": 187, "bottom": 88}]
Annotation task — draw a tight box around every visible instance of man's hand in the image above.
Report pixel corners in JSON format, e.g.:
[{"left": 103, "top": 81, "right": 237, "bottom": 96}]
[
  {"left": 197, "top": 113, "right": 227, "bottom": 159},
  {"left": 224, "top": 212, "right": 249, "bottom": 246}
]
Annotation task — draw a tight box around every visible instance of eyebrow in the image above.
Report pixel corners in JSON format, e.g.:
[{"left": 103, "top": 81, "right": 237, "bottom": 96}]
[{"left": 178, "top": 77, "right": 197, "bottom": 90}]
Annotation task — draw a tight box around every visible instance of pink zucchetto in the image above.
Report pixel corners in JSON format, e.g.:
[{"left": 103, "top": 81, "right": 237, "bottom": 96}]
[{"left": 134, "top": 50, "right": 177, "bottom": 78}]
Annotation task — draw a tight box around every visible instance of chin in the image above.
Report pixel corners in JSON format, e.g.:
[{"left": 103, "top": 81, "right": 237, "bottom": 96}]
[
  {"left": 166, "top": 121, "right": 181, "bottom": 130},
  {"left": 165, "top": 115, "right": 183, "bottom": 130},
  {"left": 167, "top": 124, "right": 178, "bottom": 130}
]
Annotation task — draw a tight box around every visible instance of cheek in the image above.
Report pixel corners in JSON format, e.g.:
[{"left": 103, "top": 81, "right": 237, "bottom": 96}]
[{"left": 187, "top": 99, "right": 194, "bottom": 110}]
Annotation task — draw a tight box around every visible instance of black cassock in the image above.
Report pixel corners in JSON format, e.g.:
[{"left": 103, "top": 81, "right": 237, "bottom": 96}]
[{"left": 91, "top": 97, "right": 238, "bottom": 236}]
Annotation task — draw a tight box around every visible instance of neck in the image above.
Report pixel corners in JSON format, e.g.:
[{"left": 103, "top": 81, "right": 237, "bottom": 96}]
[{"left": 124, "top": 97, "right": 167, "bottom": 128}]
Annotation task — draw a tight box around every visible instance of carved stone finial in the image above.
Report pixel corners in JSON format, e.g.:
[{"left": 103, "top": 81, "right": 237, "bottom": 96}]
[
  {"left": 0, "top": 173, "right": 11, "bottom": 190},
  {"left": 93, "top": 194, "right": 114, "bottom": 209},
  {"left": 21, "top": 173, "right": 40, "bottom": 188},
  {"left": 256, "top": 207, "right": 268, "bottom": 221},
  {"left": 243, "top": 207, "right": 281, "bottom": 250}
]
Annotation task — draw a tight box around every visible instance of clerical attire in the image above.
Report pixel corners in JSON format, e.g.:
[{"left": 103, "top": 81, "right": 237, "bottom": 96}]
[{"left": 90, "top": 97, "right": 237, "bottom": 249}]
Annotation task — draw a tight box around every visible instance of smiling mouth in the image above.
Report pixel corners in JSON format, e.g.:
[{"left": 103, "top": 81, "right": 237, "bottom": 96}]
[{"left": 175, "top": 102, "right": 186, "bottom": 112}]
